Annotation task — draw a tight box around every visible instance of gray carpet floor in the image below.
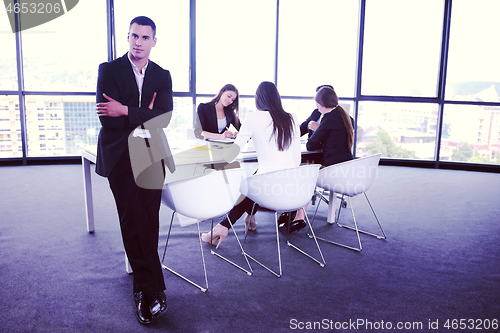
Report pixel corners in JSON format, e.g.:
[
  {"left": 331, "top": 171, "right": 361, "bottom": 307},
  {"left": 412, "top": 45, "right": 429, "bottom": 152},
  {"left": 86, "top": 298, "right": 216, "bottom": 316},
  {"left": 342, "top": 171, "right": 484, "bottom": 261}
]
[{"left": 0, "top": 164, "right": 499, "bottom": 333}]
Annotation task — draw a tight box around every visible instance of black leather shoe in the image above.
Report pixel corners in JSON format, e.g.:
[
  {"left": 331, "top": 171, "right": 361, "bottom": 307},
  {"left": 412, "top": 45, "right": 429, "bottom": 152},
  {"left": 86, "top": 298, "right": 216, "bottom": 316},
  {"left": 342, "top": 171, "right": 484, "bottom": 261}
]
[
  {"left": 279, "top": 218, "right": 306, "bottom": 234},
  {"left": 148, "top": 291, "right": 168, "bottom": 319},
  {"left": 134, "top": 292, "right": 153, "bottom": 325},
  {"left": 289, "top": 219, "right": 307, "bottom": 233}
]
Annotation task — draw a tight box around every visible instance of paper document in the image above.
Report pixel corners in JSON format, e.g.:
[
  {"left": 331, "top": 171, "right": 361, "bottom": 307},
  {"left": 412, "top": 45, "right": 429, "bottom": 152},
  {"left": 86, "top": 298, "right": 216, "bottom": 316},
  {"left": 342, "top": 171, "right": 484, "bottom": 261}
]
[
  {"left": 206, "top": 138, "right": 235, "bottom": 144},
  {"left": 132, "top": 128, "right": 151, "bottom": 139}
]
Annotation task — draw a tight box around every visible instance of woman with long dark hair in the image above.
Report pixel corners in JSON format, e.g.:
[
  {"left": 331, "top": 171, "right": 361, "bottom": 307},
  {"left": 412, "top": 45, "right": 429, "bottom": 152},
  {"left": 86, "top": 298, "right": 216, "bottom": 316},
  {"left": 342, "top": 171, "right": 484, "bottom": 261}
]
[
  {"left": 307, "top": 86, "right": 354, "bottom": 164},
  {"left": 201, "top": 81, "right": 301, "bottom": 247},
  {"left": 288, "top": 86, "right": 354, "bottom": 227},
  {"left": 194, "top": 84, "right": 241, "bottom": 139},
  {"left": 299, "top": 84, "right": 334, "bottom": 138}
]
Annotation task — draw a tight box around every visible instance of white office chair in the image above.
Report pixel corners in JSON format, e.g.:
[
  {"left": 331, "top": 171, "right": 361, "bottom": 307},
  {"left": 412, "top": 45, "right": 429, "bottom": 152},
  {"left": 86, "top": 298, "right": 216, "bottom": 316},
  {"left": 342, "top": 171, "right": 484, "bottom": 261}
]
[
  {"left": 160, "top": 167, "right": 252, "bottom": 292},
  {"left": 311, "top": 154, "right": 387, "bottom": 252},
  {"left": 239, "top": 164, "right": 326, "bottom": 277}
]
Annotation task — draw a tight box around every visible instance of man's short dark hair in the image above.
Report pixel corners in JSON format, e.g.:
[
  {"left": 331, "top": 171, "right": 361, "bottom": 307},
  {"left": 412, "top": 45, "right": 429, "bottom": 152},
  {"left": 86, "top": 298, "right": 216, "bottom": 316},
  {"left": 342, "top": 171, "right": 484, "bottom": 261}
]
[
  {"left": 316, "top": 84, "right": 334, "bottom": 92},
  {"left": 130, "top": 16, "right": 156, "bottom": 37}
]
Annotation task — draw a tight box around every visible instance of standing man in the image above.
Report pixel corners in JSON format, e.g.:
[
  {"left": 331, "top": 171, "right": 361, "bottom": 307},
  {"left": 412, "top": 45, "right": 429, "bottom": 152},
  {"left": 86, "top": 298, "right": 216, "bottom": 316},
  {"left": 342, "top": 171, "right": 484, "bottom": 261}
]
[{"left": 95, "top": 16, "right": 174, "bottom": 325}]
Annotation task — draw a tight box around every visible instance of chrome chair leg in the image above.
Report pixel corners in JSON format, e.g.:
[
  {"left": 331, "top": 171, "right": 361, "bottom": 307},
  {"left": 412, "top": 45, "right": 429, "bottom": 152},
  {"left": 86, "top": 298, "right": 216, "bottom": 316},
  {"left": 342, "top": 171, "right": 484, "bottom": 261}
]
[
  {"left": 244, "top": 211, "right": 282, "bottom": 277},
  {"left": 311, "top": 192, "right": 322, "bottom": 227},
  {"left": 310, "top": 196, "right": 362, "bottom": 251},
  {"left": 311, "top": 192, "right": 386, "bottom": 251},
  {"left": 161, "top": 213, "right": 209, "bottom": 292},
  {"left": 336, "top": 193, "right": 387, "bottom": 240},
  {"left": 245, "top": 208, "right": 326, "bottom": 278},
  {"left": 210, "top": 215, "right": 253, "bottom": 276},
  {"left": 286, "top": 208, "right": 326, "bottom": 267}
]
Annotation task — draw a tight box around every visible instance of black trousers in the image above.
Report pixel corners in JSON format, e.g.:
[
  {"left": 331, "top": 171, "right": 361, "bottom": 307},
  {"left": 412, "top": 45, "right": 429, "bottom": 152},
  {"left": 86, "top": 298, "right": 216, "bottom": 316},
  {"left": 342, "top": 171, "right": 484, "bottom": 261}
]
[
  {"left": 107, "top": 150, "right": 165, "bottom": 294},
  {"left": 220, "top": 195, "right": 259, "bottom": 229}
]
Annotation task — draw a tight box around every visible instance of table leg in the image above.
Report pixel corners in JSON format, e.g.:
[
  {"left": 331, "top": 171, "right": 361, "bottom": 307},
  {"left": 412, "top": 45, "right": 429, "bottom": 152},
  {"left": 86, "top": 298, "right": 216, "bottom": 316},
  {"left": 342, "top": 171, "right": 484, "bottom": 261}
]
[
  {"left": 82, "top": 156, "right": 95, "bottom": 233},
  {"left": 326, "top": 191, "right": 337, "bottom": 223}
]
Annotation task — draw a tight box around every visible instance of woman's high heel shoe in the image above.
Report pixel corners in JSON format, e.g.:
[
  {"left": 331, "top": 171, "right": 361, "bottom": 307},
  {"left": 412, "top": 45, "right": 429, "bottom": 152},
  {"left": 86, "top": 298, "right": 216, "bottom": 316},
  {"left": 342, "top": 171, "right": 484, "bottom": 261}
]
[
  {"left": 201, "top": 224, "right": 228, "bottom": 249},
  {"left": 244, "top": 214, "right": 257, "bottom": 232}
]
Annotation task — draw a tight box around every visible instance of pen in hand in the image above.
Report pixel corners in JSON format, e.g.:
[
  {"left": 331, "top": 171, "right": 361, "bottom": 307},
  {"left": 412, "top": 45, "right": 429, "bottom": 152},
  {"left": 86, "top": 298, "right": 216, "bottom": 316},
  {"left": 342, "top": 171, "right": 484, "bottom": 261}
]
[{"left": 223, "top": 126, "right": 236, "bottom": 139}]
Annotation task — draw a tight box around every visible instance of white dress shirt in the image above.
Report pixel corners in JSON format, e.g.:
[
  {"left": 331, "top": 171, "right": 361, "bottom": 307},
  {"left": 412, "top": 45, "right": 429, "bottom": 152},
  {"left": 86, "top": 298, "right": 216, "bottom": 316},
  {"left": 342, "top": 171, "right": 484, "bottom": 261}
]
[{"left": 128, "top": 52, "right": 151, "bottom": 138}]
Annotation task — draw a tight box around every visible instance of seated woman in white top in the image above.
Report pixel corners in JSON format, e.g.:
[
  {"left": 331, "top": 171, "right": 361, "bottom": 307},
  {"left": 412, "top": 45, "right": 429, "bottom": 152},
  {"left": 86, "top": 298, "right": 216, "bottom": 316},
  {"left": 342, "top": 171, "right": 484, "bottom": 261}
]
[{"left": 201, "top": 81, "right": 301, "bottom": 248}]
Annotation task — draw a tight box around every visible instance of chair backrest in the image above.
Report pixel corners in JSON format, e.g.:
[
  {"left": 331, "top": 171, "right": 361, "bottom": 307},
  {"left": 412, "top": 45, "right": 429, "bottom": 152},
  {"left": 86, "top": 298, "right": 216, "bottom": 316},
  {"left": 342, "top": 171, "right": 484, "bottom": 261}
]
[
  {"left": 316, "top": 154, "right": 381, "bottom": 197},
  {"left": 240, "top": 164, "right": 321, "bottom": 212},
  {"left": 161, "top": 168, "right": 243, "bottom": 220}
]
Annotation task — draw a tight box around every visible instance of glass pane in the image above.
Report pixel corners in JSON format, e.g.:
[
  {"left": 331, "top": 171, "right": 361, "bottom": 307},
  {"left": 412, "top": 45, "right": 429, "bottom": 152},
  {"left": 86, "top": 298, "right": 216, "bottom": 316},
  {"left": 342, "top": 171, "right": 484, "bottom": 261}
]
[
  {"left": 21, "top": 0, "right": 107, "bottom": 92},
  {"left": 115, "top": 1, "right": 190, "bottom": 92},
  {"left": 165, "top": 97, "right": 194, "bottom": 143},
  {"left": 0, "top": 19, "right": 17, "bottom": 91},
  {"left": 25, "top": 95, "right": 100, "bottom": 157},
  {"left": 278, "top": 0, "right": 359, "bottom": 97},
  {"left": 282, "top": 98, "right": 318, "bottom": 129},
  {"left": 445, "top": 0, "right": 500, "bottom": 102},
  {"left": 237, "top": 97, "right": 257, "bottom": 123},
  {"left": 362, "top": 0, "right": 444, "bottom": 97},
  {"left": 356, "top": 101, "right": 438, "bottom": 159},
  {"left": 196, "top": 0, "right": 276, "bottom": 95},
  {"left": 0, "top": 95, "right": 22, "bottom": 158},
  {"left": 440, "top": 104, "right": 500, "bottom": 164}
]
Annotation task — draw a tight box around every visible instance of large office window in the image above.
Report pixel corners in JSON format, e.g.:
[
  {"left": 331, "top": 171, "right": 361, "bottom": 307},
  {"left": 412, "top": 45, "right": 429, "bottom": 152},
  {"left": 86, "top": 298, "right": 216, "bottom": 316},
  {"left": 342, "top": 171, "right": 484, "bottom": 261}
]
[
  {"left": 196, "top": 0, "right": 276, "bottom": 95},
  {"left": 2, "top": 1, "right": 500, "bottom": 169},
  {"left": 277, "top": 0, "right": 359, "bottom": 97},
  {"left": 114, "top": 0, "right": 190, "bottom": 93},
  {"left": 0, "top": 17, "right": 19, "bottom": 158},
  {"left": 25, "top": 95, "right": 99, "bottom": 157},
  {"left": 356, "top": 101, "right": 439, "bottom": 160},
  {"left": 19, "top": 0, "right": 106, "bottom": 157},
  {"left": 21, "top": 0, "right": 107, "bottom": 92},
  {"left": 0, "top": 29, "right": 17, "bottom": 92},
  {"left": 442, "top": 0, "right": 500, "bottom": 166},
  {"left": 362, "top": 0, "right": 444, "bottom": 97},
  {"left": 0, "top": 96, "right": 22, "bottom": 158},
  {"left": 440, "top": 104, "right": 500, "bottom": 164},
  {"left": 445, "top": 0, "right": 500, "bottom": 103}
]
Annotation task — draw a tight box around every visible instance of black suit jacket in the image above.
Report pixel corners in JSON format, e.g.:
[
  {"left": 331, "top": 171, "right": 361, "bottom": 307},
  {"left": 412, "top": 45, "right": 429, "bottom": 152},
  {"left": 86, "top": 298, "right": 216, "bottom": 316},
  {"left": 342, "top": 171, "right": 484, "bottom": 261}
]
[
  {"left": 96, "top": 53, "right": 174, "bottom": 179},
  {"left": 299, "top": 109, "right": 322, "bottom": 137},
  {"left": 306, "top": 109, "right": 354, "bottom": 166},
  {"left": 194, "top": 102, "right": 241, "bottom": 139}
]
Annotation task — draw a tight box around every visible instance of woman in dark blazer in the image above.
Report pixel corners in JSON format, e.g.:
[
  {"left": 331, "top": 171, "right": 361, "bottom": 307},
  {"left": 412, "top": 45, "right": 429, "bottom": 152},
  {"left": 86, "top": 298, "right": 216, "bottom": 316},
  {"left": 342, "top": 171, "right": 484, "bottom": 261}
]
[
  {"left": 289, "top": 86, "right": 354, "bottom": 228},
  {"left": 194, "top": 84, "right": 241, "bottom": 139},
  {"left": 306, "top": 86, "right": 354, "bottom": 166},
  {"left": 299, "top": 85, "right": 332, "bottom": 138}
]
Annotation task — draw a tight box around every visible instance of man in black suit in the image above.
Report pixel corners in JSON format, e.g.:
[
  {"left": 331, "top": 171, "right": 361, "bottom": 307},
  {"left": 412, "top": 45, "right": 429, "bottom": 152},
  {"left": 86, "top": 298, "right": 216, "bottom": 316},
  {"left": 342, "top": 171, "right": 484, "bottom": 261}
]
[
  {"left": 95, "top": 16, "right": 174, "bottom": 325},
  {"left": 299, "top": 108, "right": 322, "bottom": 137}
]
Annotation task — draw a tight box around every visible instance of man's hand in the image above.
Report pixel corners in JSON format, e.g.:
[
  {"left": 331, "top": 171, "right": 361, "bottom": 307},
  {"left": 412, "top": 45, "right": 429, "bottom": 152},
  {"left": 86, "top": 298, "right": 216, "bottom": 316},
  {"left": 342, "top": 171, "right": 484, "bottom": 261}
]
[
  {"left": 97, "top": 93, "right": 128, "bottom": 117},
  {"left": 308, "top": 120, "right": 319, "bottom": 132},
  {"left": 148, "top": 92, "right": 157, "bottom": 109}
]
